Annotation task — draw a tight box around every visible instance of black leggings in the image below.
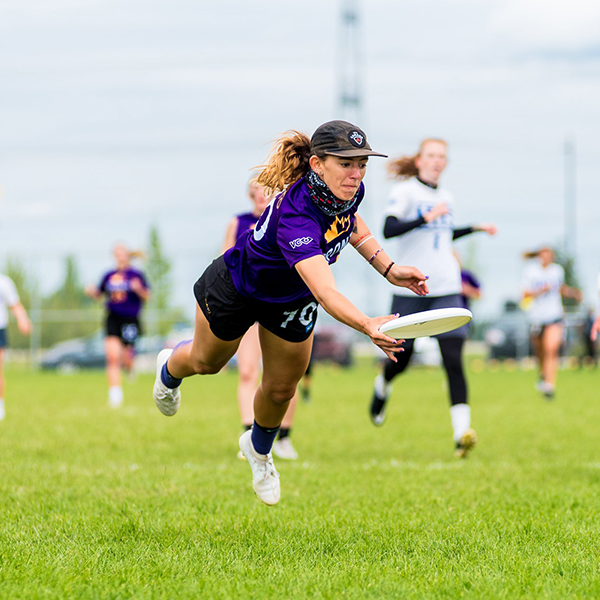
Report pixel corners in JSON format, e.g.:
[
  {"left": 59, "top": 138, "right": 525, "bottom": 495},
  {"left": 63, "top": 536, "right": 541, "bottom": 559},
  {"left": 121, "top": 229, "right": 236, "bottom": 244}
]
[{"left": 382, "top": 337, "right": 467, "bottom": 406}]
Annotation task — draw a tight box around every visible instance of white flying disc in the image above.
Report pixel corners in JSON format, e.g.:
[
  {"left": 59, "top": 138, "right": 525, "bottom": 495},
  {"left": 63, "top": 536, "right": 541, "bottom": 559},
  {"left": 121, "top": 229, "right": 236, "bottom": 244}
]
[{"left": 379, "top": 307, "right": 472, "bottom": 339}]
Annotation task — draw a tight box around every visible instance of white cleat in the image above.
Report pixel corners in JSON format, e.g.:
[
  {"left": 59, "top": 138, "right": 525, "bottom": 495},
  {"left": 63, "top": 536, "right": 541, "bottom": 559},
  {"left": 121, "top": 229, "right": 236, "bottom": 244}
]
[
  {"left": 239, "top": 430, "right": 280, "bottom": 506},
  {"left": 108, "top": 395, "right": 123, "bottom": 409},
  {"left": 272, "top": 437, "right": 299, "bottom": 460},
  {"left": 153, "top": 349, "right": 181, "bottom": 416},
  {"left": 0, "top": 401, "right": 5, "bottom": 421}
]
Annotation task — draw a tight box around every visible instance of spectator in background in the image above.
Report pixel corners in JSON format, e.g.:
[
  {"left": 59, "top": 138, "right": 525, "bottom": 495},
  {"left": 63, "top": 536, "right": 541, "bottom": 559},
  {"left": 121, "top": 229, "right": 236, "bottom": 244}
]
[
  {"left": 0, "top": 273, "right": 32, "bottom": 420},
  {"left": 86, "top": 244, "right": 150, "bottom": 408}
]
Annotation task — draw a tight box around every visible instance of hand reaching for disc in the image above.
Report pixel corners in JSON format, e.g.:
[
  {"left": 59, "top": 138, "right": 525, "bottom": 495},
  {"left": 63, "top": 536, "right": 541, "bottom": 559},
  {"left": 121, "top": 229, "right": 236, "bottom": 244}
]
[{"left": 364, "top": 314, "right": 406, "bottom": 362}]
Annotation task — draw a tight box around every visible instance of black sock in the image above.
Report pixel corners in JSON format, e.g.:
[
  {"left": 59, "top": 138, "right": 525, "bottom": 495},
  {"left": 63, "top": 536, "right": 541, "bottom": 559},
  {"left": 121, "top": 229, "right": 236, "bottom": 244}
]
[
  {"left": 278, "top": 427, "right": 291, "bottom": 440},
  {"left": 251, "top": 420, "right": 280, "bottom": 455}
]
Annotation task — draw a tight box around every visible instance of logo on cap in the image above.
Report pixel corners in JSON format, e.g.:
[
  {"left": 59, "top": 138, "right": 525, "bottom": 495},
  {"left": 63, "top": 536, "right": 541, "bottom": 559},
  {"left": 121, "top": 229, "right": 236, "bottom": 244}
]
[{"left": 348, "top": 130, "right": 366, "bottom": 148}]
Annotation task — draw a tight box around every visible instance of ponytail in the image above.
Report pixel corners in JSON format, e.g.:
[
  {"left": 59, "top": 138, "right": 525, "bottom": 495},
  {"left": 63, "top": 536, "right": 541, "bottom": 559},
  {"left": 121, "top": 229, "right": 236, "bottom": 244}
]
[
  {"left": 387, "top": 154, "right": 420, "bottom": 180},
  {"left": 256, "top": 131, "right": 312, "bottom": 196},
  {"left": 128, "top": 250, "right": 145, "bottom": 261},
  {"left": 388, "top": 138, "right": 447, "bottom": 180},
  {"left": 523, "top": 247, "right": 554, "bottom": 260}
]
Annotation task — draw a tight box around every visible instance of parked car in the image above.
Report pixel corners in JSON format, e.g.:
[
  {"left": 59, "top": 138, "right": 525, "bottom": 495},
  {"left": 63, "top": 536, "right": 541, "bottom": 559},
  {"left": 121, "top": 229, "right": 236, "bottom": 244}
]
[
  {"left": 40, "top": 335, "right": 105, "bottom": 371},
  {"left": 311, "top": 324, "right": 354, "bottom": 367},
  {"left": 484, "top": 310, "right": 531, "bottom": 360},
  {"left": 484, "top": 303, "right": 585, "bottom": 360},
  {"left": 164, "top": 322, "right": 355, "bottom": 368},
  {"left": 40, "top": 333, "right": 165, "bottom": 371}
]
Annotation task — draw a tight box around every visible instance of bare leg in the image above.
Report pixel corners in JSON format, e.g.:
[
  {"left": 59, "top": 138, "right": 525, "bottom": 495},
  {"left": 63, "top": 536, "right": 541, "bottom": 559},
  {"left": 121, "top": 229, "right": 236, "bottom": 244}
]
[
  {"left": 531, "top": 332, "right": 543, "bottom": 379},
  {"left": 105, "top": 337, "right": 122, "bottom": 388},
  {"left": 167, "top": 305, "right": 242, "bottom": 379},
  {"left": 541, "top": 323, "right": 563, "bottom": 387},
  {"left": 236, "top": 323, "right": 261, "bottom": 427},
  {"left": 122, "top": 345, "right": 135, "bottom": 374},
  {"left": 0, "top": 349, "right": 5, "bottom": 398},
  {"left": 253, "top": 327, "right": 313, "bottom": 429}
]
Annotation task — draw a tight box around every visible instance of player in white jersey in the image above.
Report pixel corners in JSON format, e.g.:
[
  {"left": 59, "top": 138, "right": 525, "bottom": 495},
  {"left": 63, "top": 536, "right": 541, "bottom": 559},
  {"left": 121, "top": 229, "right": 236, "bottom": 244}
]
[
  {"left": 0, "top": 274, "right": 32, "bottom": 420},
  {"left": 369, "top": 139, "right": 496, "bottom": 458},
  {"left": 590, "top": 271, "right": 600, "bottom": 343},
  {"left": 592, "top": 271, "right": 600, "bottom": 342},
  {"left": 522, "top": 247, "right": 581, "bottom": 399}
]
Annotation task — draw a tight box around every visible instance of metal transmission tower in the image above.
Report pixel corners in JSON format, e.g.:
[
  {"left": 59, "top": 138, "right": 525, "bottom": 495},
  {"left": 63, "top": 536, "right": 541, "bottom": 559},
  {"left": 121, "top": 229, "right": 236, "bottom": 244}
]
[
  {"left": 337, "top": 0, "right": 363, "bottom": 124},
  {"left": 563, "top": 137, "right": 577, "bottom": 260}
]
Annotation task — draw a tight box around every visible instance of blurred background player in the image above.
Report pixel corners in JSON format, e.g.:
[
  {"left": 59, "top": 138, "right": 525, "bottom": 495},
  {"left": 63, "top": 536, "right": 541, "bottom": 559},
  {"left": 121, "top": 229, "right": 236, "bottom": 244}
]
[
  {"left": 579, "top": 306, "right": 598, "bottom": 368},
  {"left": 522, "top": 247, "right": 581, "bottom": 399},
  {"left": 222, "top": 179, "right": 299, "bottom": 460},
  {"left": 457, "top": 254, "right": 482, "bottom": 312},
  {"left": 592, "top": 270, "right": 600, "bottom": 347},
  {"left": 368, "top": 138, "right": 496, "bottom": 458},
  {"left": 86, "top": 244, "right": 150, "bottom": 408},
  {"left": 152, "top": 120, "right": 429, "bottom": 505},
  {"left": 0, "top": 273, "right": 31, "bottom": 420}
]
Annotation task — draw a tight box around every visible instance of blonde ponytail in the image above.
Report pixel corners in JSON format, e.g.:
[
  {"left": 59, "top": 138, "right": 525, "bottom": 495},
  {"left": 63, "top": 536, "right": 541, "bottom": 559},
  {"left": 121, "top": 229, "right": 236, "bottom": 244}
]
[{"left": 388, "top": 138, "right": 447, "bottom": 180}]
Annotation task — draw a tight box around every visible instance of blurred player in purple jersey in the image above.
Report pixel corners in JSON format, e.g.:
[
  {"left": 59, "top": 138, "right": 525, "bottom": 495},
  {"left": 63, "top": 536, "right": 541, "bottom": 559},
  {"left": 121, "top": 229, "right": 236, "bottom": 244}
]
[
  {"left": 223, "top": 179, "right": 300, "bottom": 461},
  {"left": 86, "top": 244, "right": 150, "bottom": 408},
  {"left": 153, "top": 120, "right": 429, "bottom": 505}
]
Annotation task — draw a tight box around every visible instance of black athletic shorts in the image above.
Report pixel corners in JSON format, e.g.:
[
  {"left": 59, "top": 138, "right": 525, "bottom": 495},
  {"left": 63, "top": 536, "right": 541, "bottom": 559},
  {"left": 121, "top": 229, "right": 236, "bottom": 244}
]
[
  {"left": 0, "top": 328, "right": 7, "bottom": 349},
  {"left": 194, "top": 255, "right": 318, "bottom": 343},
  {"left": 390, "top": 293, "right": 469, "bottom": 339},
  {"left": 105, "top": 313, "right": 141, "bottom": 346}
]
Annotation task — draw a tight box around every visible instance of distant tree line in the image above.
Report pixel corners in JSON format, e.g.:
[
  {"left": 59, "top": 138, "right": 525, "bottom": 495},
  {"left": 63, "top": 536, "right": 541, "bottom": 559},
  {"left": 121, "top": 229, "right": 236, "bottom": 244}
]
[{"left": 4, "top": 226, "right": 185, "bottom": 349}]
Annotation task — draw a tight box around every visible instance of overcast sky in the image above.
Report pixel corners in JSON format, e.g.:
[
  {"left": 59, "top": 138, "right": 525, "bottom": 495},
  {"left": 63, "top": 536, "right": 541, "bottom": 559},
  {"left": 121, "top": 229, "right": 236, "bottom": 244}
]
[{"left": 1, "top": 0, "right": 599, "bottom": 320}]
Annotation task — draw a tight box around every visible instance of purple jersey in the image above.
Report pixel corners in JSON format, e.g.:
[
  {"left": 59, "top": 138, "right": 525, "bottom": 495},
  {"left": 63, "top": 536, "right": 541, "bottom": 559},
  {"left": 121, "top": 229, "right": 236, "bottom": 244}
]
[
  {"left": 235, "top": 212, "right": 259, "bottom": 240},
  {"left": 99, "top": 268, "right": 149, "bottom": 318},
  {"left": 224, "top": 177, "right": 364, "bottom": 303}
]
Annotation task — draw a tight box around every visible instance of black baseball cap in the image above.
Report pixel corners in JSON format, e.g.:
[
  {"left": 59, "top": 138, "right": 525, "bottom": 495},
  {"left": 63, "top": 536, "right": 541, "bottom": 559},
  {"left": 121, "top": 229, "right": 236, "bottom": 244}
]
[{"left": 310, "top": 120, "right": 387, "bottom": 158}]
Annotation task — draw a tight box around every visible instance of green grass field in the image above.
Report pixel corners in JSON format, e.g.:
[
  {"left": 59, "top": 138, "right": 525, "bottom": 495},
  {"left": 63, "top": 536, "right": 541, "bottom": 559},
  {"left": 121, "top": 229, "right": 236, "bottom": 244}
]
[{"left": 1, "top": 360, "right": 599, "bottom": 599}]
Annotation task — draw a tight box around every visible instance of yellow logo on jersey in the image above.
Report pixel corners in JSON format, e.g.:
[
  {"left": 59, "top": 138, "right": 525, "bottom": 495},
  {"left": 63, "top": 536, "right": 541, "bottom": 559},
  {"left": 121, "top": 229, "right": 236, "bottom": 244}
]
[{"left": 324, "top": 215, "right": 352, "bottom": 244}]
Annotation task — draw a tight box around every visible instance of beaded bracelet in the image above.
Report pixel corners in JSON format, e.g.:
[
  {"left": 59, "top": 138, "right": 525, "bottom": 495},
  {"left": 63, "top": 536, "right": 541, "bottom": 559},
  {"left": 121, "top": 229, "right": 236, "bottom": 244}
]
[
  {"left": 353, "top": 234, "right": 373, "bottom": 250},
  {"left": 351, "top": 233, "right": 369, "bottom": 247},
  {"left": 367, "top": 248, "right": 383, "bottom": 264},
  {"left": 382, "top": 262, "right": 395, "bottom": 278}
]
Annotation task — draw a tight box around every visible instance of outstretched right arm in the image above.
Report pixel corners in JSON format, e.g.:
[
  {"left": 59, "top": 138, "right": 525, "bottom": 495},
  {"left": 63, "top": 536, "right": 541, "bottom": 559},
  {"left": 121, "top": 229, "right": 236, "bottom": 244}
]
[{"left": 295, "top": 255, "right": 427, "bottom": 362}]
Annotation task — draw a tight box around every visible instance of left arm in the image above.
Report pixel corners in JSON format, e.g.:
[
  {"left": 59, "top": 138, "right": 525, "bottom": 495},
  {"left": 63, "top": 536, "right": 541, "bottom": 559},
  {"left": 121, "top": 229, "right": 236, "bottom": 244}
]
[
  {"left": 9, "top": 303, "right": 31, "bottom": 336},
  {"left": 350, "top": 215, "right": 430, "bottom": 295},
  {"left": 130, "top": 277, "right": 151, "bottom": 302},
  {"left": 560, "top": 284, "right": 582, "bottom": 303},
  {"left": 591, "top": 314, "right": 600, "bottom": 342},
  {"left": 453, "top": 223, "right": 497, "bottom": 240},
  {"left": 462, "top": 282, "right": 481, "bottom": 300}
]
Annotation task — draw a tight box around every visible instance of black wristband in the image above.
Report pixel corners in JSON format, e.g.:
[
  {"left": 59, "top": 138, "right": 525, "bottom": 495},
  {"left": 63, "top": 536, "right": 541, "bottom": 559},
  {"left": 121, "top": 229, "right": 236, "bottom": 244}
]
[{"left": 383, "top": 262, "right": 395, "bottom": 278}]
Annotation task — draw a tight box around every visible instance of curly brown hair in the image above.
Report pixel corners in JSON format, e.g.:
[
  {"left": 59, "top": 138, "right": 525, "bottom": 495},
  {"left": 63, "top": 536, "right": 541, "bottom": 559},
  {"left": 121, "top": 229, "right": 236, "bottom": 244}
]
[{"left": 255, "top": 131, "right": 316, "bottom": 196}]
